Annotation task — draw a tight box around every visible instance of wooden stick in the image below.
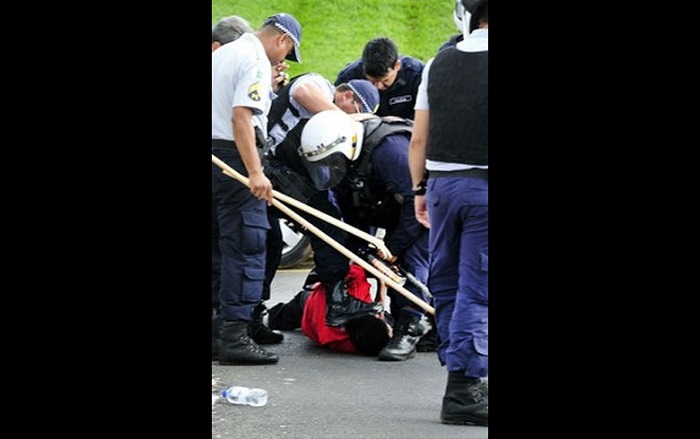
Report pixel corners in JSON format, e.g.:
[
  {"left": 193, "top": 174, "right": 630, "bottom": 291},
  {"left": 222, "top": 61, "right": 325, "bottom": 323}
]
[
  {"left": 212, "top": 154, "right": 434, "bottom": 315},
  {"left": 272, "top": 194, "right": 434, "bottom": 314},
  {"left": 212, "top": 154, "right": 393, "bottom": 259}
]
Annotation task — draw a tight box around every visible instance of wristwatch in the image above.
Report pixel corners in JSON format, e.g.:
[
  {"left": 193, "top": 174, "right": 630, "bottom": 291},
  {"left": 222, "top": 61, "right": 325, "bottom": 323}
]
[{"left": 412, "top": 179, "right": 427, "bottom": 196}]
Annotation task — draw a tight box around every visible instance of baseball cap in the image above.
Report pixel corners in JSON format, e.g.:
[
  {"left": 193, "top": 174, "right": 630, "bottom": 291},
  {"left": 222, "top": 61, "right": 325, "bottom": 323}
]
[
  {"left": 347, "top": 79, "right": 380, "bottom": 114},
  {"left": 264, "top": 13, "right": 303, "bottom": 63}
]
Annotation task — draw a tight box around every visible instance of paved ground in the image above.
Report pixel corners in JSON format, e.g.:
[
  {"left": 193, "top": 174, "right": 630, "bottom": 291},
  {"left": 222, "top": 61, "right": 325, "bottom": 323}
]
[{"left": 212, "top": 268, "right": 488, "bottom": 439}]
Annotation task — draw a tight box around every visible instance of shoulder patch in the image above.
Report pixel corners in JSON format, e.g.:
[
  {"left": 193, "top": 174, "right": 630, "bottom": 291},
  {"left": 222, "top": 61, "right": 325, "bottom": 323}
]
[{"left": 247, "top": 82, "right": 261, "bottom": 101}]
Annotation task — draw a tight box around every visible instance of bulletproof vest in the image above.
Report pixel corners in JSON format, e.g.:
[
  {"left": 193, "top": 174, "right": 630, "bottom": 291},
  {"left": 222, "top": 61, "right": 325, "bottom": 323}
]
[
  {"left": 426, "top": 48, "right": 488, "bottom": 165},
  {"left": 335, "top": 116, "right": 414, "bottom": 229},
  {"left": 267, "top": 74, "right": 306, "bottom": 134}
]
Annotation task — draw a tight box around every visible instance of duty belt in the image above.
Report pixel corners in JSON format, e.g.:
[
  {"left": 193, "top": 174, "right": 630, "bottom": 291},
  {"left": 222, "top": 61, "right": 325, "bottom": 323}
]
[
  {"left": 429, "top": 168, "right": 488, "bottom": 180},
  {"left": 211, "top": 139, "right": 236, "bottom": 149}
]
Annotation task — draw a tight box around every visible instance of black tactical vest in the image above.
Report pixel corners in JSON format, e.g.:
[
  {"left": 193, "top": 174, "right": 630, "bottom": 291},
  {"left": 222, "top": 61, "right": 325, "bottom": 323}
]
[
  {"left": 426, "top": 48, "right": 488, "bottom": 165},
  {"left": 335, "top": 116, "right": 414, "bottom": 229},
  {"left": 266, "top": 74, "right": 306, "bottom": 135}
]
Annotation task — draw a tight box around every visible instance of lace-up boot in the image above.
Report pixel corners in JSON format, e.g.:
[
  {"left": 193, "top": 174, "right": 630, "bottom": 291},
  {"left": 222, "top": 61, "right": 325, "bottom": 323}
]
[
  {"left": 218, "top": 320, "right": 279, "bottom": 365},
  {"left": 378, "top": 312, "right": 431, "bottom": 361},
  {"left": 440, "top": 372, "right": 488, "bottom": 426},
  {"left": 248, "top": 302, "right": 284, "bottom": 344}
]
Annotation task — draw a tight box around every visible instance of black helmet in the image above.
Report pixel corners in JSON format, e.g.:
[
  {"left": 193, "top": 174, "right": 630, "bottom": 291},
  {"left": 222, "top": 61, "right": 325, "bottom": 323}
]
[{"left": 461, "top": 0, "right": 488, "bottom": 32}]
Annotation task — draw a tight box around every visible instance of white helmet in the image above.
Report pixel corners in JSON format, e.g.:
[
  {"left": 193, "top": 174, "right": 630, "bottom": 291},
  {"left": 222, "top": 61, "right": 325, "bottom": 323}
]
[
  {"left": 462, "top": 0, "right": 487, "bottom": 33},
  {"left": 453, "top": 0, "right": 470, "bottom": 35},
  {"left": 299, "top": 110, "right": 364, "bottom": 190}
]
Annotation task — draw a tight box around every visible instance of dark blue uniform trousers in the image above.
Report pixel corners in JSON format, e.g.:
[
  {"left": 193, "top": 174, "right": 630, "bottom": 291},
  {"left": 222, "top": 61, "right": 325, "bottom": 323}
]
[
  {"left": 212, "top": 146, "right": 270, "bottom": 322},
  {"left": 427, "top": 176, "right": 488, "bottom": 378},
  {"left": 389, "top": 228, "right": 430, "bottom": 315}
]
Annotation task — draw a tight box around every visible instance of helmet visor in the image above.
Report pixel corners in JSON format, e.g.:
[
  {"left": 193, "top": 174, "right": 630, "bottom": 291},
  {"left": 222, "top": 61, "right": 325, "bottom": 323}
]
[{"left": 302, "top": 152, "right": 349, "bottom": 190}]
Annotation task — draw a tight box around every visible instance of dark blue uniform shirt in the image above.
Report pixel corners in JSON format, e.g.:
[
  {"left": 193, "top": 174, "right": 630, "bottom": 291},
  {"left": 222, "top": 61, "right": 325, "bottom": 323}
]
[
  {"left": 335, "top": 133, "right": 421, "bottom": 257},
  {"left": 334, "top": 56, "right": 424, "bottom": 120}
]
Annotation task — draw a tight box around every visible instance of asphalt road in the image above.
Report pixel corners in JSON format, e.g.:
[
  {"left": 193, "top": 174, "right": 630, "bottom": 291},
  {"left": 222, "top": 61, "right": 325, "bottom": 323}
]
[{"left": 212, "top": 268, "right": 488, "bottom": 439}]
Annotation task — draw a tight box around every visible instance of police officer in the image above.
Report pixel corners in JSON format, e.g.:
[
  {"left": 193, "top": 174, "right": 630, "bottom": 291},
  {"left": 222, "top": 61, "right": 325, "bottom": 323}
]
[
  {"left": 419, "top": 0, "right": 475, "bottom": 354},
  {"left": 299, "top": 110, "right": 433, "bottom": 362},
  {"left": 334, "top": 37, "right": 424, "bottom": 120},
  {"left": 211, "top": 13, "right": 303, "bottom": 365},
  {"left": 264, "top": 76, "right": 385, "bottom": 328},
  {"left": 210, "top": 15, "right": 286, "bottom": 360},
  {"left": 408, "top": 0, "right": 488, "bottom": 426},
  {"left": 211, "top": 15, "right": 252, "bottom": 52}
]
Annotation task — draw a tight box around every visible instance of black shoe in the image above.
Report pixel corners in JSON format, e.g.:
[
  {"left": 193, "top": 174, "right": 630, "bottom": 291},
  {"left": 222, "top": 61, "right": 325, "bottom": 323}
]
[
  {"left": 249, "top": 320, "right": 284, "bottom": 344},
  {"left": 249, "top": 303, "right": 284, "bottom": 344},
  {"left": 218, "top": 320, "right": 279, "bottom": 365},
  {"left": 378, "top": 313, "right": 431, "bottom": 361},
  {"left": 440, "top": 372, "right": 488, "bottom": 426},
  {"left": 325, "top": 279, "right": 383, "bottom": 327},
  {"left": 212, "top": 315, "right": 223, "bottom": 361}
]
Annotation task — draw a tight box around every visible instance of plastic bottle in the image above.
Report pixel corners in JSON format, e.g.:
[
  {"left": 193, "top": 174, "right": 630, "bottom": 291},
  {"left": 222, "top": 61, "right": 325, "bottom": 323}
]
[{"left": 221, "top": 386, "right": 268, "bottom": 407}]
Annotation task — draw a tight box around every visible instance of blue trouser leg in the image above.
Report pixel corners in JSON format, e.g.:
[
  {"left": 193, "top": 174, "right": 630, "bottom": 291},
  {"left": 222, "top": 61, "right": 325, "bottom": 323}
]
[
  {"left": 212, "top": 147, "right": 270, "bottom": 322},
  {"left": 427, "top": 177, "right": 488, "bottom": 377},
  {"left": 388, "top": 228, "right": 430, "bottom": 316},
  {"left": 263, "top": 207, "right": 283, "bottom": 301},
  {"left": 302, "top": 190, "right": 350, "bottom": 287}
]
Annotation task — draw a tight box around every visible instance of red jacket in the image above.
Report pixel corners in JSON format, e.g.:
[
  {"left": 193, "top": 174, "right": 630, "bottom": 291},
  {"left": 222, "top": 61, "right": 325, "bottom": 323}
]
[{"left": 301, "top": 264, "right": 372, "bottom": 354}]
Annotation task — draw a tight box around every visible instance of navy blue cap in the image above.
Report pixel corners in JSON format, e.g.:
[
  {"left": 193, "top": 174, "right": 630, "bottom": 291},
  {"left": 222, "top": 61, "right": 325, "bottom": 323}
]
[
  {"left": 264, "top": 13, "right": 303, "bottom": 63},
  {"left": 347, "top": 79, "right": 380, "bottom": 114}
]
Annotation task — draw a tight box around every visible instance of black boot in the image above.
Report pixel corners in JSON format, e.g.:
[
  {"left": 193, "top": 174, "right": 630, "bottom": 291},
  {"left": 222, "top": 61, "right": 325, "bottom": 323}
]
[
  {"left": 378, "top": 312, "right": 431, "bottom": 361},
  {"left": 248, "top": 302, "right": 284, "bottom": 344},
  {"left": 212, "top": 314, "right": 222, "bottom": 361},
  {"left": 325, "top": 279, "right": 384, "bottom": 327},
  {"left": 218, "top": 320, "right": 279, "bottom": 365},
  {"left": 440, "top": 372, "right": 488, "bottom": 426},
  {"left": 416, "top": 315, "right": 438, "bottom": 352}
]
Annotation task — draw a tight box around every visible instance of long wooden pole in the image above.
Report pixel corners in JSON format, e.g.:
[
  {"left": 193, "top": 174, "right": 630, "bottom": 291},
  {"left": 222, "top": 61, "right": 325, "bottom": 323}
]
[
  {"left": 212, "top": 154, "right": 434, "bottom": 315},
  {"left": 212, "top": 154, "right": 393, "bottom": 259}
]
